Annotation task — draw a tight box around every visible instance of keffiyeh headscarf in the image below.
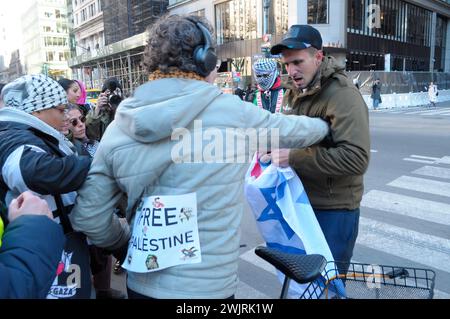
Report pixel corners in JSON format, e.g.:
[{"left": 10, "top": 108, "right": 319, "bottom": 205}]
[
  {"left": 253, "top": 58, "right": 279, "bottom": 91},
  {"left": 1, "top": 74, "right": 67, "bottom": 114}
]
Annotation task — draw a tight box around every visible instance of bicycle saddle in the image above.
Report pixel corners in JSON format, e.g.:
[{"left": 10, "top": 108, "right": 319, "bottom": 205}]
[{"left": 254, "top": 246, "right": 327, "bottom": 284}]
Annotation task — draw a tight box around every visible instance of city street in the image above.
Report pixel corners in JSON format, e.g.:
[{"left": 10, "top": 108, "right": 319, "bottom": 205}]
[
  {"left": 111, "top": 103, "right": 450, "bottom": 299},
  {"left": 236, "top": 102, "right": 450, "bottom": 299}
]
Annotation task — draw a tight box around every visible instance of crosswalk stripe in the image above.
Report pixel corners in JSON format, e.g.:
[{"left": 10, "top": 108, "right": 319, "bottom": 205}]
[
  {"left": 404, "top": 109, "right": 438, "bottom": 115},
  {"left": 361, "top": 190, "right": 450, "bottom": 226},
  {"left": 423, "top": 110, "right": 450, "bottom": 116},
  {"left": 413, "top": 166, "right": 450, "bottom": 179},
  {"left": 388, "top": 176, "right": 450, "bottom": 198},
  {"left": 240, "top": 245, "right": 277, "bottom": 275},
  {"left": 357, "top": 217, "right": 450, "bottom": 274},
  {"left": 437, "top": 156, "right": 450, "bottom": 165},
  {"left": 410, "top": 155, "right": 440, "bottom": 160},
  {"left": 403, "top": 158, "right": 435, "bottom": 164}
]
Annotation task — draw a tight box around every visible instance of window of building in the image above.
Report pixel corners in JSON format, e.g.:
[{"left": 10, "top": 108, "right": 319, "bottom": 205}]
[
  {"left": 405, "top": 4, "right": 432, "bottom": 46},
  {"left": 46, "top": 51, "right": 54, "bottom": 62},
  {"left": 435, "top": 15, "right": 447, "bottom": 71},
  {"left": 348, "top": 0, "right": 432, "bottom": 46},
  {"left": 89, "top": 3, "right": 96, "bottom": 17},
  {"left": 267, "top": 0, "right": 289, "bottom": 35},
  {"left": 348, "top": 0, "right": 363, "bottom": 33},
  {"left": 81, "top": 8, "right": 87, "bottom": 22},
  {"left": 308, "top": 0, "right": 328, "bottom": 24},
  {"left": 191, "top": 9, "right": 205, "bottom": 17},
  {"left": 215, "top": 0, "right": 257, "bottom": 45}
]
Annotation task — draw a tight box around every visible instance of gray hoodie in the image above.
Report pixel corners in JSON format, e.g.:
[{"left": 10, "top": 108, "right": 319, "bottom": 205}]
[{"left": 71, "top": 78, "right": 328, "bottom": 299}]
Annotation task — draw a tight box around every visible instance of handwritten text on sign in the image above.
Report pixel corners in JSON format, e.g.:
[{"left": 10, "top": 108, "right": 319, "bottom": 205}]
[{"left": 123, "top": 193, "right": 201, "bottom": 273}]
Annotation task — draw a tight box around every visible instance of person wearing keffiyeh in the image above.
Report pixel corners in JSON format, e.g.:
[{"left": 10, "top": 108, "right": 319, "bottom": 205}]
[
  {"left": 0, "top": 74, "right": 92, "bottom": 298},
  {"left": 252, "top": 58, "right": 286, "bottom": 113}
]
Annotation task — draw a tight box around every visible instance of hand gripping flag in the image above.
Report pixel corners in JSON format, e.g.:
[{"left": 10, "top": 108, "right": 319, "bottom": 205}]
[{"left": 244, "top": 154, "right": 346, "bottom": 298}]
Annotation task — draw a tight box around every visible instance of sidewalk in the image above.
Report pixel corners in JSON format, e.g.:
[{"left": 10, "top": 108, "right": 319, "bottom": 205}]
[
  {"left": 362, "top": 89, "right": 450, "bottom": 110},
  {"left": 368, "top": 98, "right": 450, "bottom": 111}
]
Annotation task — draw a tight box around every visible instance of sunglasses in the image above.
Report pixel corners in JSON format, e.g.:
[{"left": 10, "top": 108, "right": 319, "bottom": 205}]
[
  {"left": 256, "top": 74, "right": 271, "bottom": 78},
  {"left": 70, "top": 116, "right": 86, "bottom": 126}
]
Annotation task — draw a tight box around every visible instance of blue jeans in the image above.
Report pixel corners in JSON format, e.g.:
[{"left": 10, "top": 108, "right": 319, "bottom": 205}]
[
  {"left": 314, "top": 208, "right": 360, "bottom": 275},
  {"left": 372, "top": 98, "right": 380, "bottom": 109}
]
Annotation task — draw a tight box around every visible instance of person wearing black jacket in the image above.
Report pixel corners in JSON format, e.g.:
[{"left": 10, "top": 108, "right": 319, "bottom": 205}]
[
  {"left": 0, "top": 74, "right": 92, "bottom": 299},
  {"left": 0, "top": 191, "right": 65, "bottom": 299}
]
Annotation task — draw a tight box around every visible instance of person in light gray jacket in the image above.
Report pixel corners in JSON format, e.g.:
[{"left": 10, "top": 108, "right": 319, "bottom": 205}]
[{"left": 70, "top": 14, "right": 330, "bottom": 299}]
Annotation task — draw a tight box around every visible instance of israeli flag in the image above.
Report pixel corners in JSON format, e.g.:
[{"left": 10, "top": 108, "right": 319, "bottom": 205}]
[{"left": 244, "top": 154, "right": 346, "bottom": 298}]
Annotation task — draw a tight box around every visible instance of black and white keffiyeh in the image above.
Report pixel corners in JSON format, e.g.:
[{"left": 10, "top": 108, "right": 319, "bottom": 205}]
[
  {"left": 253, "top": 58, "right": 279, "bottom": 91},
  {"left": 1, "top": 74, "right": 67, "bottom": 113}
]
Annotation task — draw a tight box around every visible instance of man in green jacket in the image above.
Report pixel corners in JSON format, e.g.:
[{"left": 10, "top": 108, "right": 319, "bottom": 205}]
[{"left": 270, "top": 25, "right": 370, "bottom": 274}]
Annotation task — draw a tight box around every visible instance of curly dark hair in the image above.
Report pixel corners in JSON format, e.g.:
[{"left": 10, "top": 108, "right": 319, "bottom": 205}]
[{"left": 143, "top": 14, "right": 217, "bottom": 75}]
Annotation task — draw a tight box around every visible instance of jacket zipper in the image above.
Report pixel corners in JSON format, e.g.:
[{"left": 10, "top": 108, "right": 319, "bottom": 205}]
[{"left": 327, "top": 177, "right": 333, "bottom": 196}]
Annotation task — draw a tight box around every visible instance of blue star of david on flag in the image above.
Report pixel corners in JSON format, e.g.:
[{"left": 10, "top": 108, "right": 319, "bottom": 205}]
[{"left": 257, "top": 186, "right": 295, "bottom": 239}]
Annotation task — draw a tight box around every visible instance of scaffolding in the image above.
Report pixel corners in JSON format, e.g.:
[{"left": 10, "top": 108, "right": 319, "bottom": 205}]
[
  {"left": 102, "top": 0, "right": 168, "bottom": 45},
  {"left": 71, "top": 48, "right": 147, "bottom": 97}
]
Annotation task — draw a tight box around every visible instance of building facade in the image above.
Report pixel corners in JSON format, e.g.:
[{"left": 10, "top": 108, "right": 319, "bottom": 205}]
[
  {"left": 102, "top": 0, "right": 168, "bottom": 45},
  {"left": 169, "top": 0, "right": 450, "bottom": 75},
  {"left": 169, "top": 0, "right": 347, "bottom": 80},
  {"left": 69, "top": 0, "right": 450, "bottom": 92},
  {"left": 347, "top": 0, "right": 450, "bottom": 72},
  {"left": 69, "top": 0, "right": 168, "bottom": 92},
  {"left": 72, "top": 0, "right": 105, "bottom": 56},
  {"left": 22, "top": 0, "right": 72, "bottom": 78},
  {"left": 7, "top": 50, "right": 24, "bottom": 81}
]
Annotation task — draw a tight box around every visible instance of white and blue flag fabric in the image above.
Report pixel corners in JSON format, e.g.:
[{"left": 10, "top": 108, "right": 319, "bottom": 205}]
[{"left": 244, "top": 154, "right": 346, "bottom": 298}]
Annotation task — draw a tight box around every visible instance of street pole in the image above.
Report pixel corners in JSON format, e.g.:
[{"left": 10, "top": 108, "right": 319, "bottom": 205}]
[
  {"left": 263, "top": 0, "right": 272, "bottom": 58},
  {"left": 263, "top": 0, "right": 271, "bottom": 35}
]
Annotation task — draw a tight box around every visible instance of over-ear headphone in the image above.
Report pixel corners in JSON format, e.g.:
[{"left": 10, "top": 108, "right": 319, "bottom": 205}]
[{"left": 186, "top": 17, "right": 218, "bottom": 77}]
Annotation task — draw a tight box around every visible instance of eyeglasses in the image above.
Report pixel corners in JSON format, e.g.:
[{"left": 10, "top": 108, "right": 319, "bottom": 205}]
[
  {"left": 256, "top": 74, "right": 271, "bottom": 78},
  {"left": 70, "top": 116, "right": 86, "bottom": 126}
]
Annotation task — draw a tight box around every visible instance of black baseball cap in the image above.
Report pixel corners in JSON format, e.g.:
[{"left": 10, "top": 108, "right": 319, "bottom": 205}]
[{"left": 271, "top": 25, "right": 323, "bottom": 55}]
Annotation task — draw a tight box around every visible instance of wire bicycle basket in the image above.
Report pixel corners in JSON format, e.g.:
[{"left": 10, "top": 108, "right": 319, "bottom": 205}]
[{"left": 301, "top": 261, "right": 436, "bottom": 299}]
